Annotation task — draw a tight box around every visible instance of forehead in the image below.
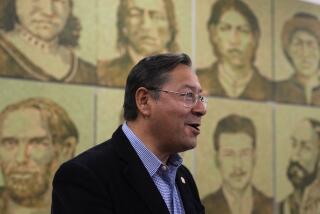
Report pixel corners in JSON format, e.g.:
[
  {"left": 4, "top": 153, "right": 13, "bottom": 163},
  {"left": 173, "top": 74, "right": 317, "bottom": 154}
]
[
  {"left": 291, "top": 30, "right": 318, "bottom": 42},
  {"left": 127, "top": 0, "right": 166, "bottom": 11},
  {"left": 292, "top": 120, "right": 317, "bottom": 143},
  {"left": 219, "top": 133, "right": 253, "bottom": 150},
  {"left": 219, "top": 9, "right": 249, "bottom": 26},
  {"left": 165, "top": 64, "right": 201, "bottom": 91},
  {"left": 1, "top": 108, "right": 47, "bottom": 136}
]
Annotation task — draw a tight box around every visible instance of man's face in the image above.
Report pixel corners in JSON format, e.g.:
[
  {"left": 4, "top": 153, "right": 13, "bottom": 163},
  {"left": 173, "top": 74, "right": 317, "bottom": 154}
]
[
  {"left": 209, "top": 9, "right": 256, "bottom": 68},
  {"left": 149, "top": 64, "right": 206, "bottom": 154},
  {"left": 124, "top": 0, "right": 171, "bottom": 56},
  {"left": 287, "top": 120, "right": 320, "bottom": 189},
  {"left": 16, "top": 0, "right": 70, "bottom": 41},
  {"left": 0, "top": 108, "right": 58, "bottom": 204},
  {"left": 288, "top": 30, "right": 320, "bottom": 77},
  {"left": 216, "top": 133, "right": 255, "bottom": 192}
]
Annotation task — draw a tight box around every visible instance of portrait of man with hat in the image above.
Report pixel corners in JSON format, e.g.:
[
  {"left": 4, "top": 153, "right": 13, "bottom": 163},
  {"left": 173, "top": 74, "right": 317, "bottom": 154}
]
[{"left": 275, "top": 12, "right": 320, "bottom": 106}]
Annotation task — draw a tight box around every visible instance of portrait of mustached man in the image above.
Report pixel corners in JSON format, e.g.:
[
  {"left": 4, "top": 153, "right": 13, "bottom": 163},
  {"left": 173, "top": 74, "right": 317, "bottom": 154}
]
[{"left": 202, "top": 114, "right": 273, "bottom": 214}]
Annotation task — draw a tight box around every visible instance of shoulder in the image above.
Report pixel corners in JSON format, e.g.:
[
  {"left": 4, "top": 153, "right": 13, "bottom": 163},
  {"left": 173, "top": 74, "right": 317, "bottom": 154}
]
[
  {"left": 202, "top": 189, "right": 224, "bottom": 204},
  {"left": 252, "top": 186, "right": 273, "bottom": 210},
  {"left": 100, "top": 54, "right": 133, "bottom": 74},
  {"left": 97, "top": 54, "right": 134, "bottom": 87},
  {"left": 74, "top": 57, "right": 97, "bottom": 84},
  {"left": 202, "top": 188, "right": 229, "bottom": 214},
  {"left": 55, "top": 126, "right": 126, "bottom": 183},
  {"left": 251, "top": 69, "right": 273, "bottom": 86},
  {"left": 196, "top": 63, "right": 218, "bottom": 79}
]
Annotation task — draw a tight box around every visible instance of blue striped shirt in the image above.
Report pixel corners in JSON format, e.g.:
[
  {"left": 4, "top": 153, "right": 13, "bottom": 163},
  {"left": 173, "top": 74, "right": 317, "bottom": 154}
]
[{"left": 122, "top": 123, "right": 185, "bottom": 214}]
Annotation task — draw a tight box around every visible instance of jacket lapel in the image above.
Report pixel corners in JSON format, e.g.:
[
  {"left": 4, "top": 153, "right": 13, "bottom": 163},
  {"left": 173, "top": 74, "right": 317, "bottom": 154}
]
[{"left": 113, "top": 127, "right": 170, "bottom": 214}]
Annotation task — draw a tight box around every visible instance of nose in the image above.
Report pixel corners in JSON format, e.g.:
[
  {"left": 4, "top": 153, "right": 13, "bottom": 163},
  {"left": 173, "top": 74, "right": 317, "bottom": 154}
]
[
  {"left": 39, "top": 0, "right": 55, "bottom": 16},
  {"left": 229, "top": 29, "right": 241, "bottom": 46},
  {"left": 291, "top": 144, "right": 303, "bottom": 161},
  {"left": 141, "top": 11, "right": 152, "bottom": 29},
  {"left": 15, "top": 143, "right": 29, "bottom": 164},
  {"left": 191, "top": 99, "right": 207, "bottom": 117}
]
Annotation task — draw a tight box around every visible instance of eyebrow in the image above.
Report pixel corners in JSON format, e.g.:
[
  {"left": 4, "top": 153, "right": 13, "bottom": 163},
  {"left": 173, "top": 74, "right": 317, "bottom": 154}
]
[{"left": 179, "top": 84, "right": 202, "bottom": 93}]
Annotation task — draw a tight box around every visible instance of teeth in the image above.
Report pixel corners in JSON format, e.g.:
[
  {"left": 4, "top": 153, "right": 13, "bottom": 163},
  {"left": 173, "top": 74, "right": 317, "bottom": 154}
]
[{"left": 188, "top": 124, "right": 200, "bottom": 130}]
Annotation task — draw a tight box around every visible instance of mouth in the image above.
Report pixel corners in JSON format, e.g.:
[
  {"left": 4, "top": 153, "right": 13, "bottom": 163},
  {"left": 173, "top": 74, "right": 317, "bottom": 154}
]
[
  {"left": 232, "top": 171, "right": 247, "bottom": 180},
  {"left": 186, "top": 123, "right": 200, "bottom": 135}
]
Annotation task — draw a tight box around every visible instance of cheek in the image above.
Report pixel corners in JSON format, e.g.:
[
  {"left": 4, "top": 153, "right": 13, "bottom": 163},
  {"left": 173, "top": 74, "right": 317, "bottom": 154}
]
[{"left": 29, "top": 146, "right": 56, "bottom": 165}]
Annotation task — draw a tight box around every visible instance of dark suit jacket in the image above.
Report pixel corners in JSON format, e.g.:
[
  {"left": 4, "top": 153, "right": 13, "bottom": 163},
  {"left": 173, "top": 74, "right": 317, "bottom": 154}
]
[
  {"left": 197, "top": 63, "right": 273, "bottom": 101},
  {"left": 51, "top": 126, "right": 204, "bottom": 214},
  {"left": 202, "top": 187, "right": 273, "bottom": 214}
]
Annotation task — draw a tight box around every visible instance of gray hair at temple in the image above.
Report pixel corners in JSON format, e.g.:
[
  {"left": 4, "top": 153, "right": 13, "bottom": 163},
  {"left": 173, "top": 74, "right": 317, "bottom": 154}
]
[
  {"left": 213, "top": 114, "right": 256, "bottom": 151},
  {"left": 207, "top": 0, "right": 260, "bottom": 62},
  {"left": 0, "top": 0, "right": 81, "bottom": 47},
  {"left": 0, "top": 98, "right": 79, "bottom": 151},
  {"left": 282, "top": 12, "right": 320, "bottom": 66},
  {"left": 116, "top": 0, "right": 179, "bottom": 54}
]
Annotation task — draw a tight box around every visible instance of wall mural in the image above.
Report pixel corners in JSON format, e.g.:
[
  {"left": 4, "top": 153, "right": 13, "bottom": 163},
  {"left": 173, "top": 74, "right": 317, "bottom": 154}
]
[{"left": 0, "top": 0, "right": 319, "bottom": 213}]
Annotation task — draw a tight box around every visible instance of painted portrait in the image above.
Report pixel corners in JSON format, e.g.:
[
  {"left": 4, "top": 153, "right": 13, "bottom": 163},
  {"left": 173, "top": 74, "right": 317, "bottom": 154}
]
[
  {"left": 0, "top": 79, "right": 95, "bottom": 214},
  {"left": 0, "top": 0, "right": 97, "bottom": 85},
  {"left": 276, "top": 104, "right": 320, "bottom": 214},
  {"left": 0, "top": 97, "right": 78, "bottom": 213},
  {"left": 196, "top": 0, "right": 273, "bottom": 101},
  {"left": 96, "top": 0, "right": 191, "bottom": 88},
  {"left": 196, "top": 98, "right": 273, "bottom": 214},
  {"left": 274, "top": 11, "right": 320, "bottom": 106}
]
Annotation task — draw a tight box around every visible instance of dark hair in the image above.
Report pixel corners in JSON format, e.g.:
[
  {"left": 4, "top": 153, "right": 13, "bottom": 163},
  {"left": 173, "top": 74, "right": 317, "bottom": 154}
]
[
  {"left": 213, "top": 114, "right": 256, "bottom": 151},
  {"left": 0, "top": 0, "right": 81, "bottom": 47},
  {"left": 207, "top": 0, "right": 260, "bottom": 61},
  {"left": 116, "top": 0, "right": 179, "bottom": 54},
  {"left": 0, "top": 98, "right": 79, "bottom": 147},
  {"left": 123, "top": 53, "right": 191, "bottom": 121}
]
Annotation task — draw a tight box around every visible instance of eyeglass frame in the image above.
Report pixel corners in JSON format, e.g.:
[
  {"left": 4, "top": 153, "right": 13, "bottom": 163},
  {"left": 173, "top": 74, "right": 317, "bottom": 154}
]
[{"left": 146, "top": 87, "right": 208, "bottom": 108}]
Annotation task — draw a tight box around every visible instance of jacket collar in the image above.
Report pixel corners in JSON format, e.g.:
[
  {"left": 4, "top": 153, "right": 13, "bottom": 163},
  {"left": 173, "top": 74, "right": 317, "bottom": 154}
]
[{"left": 112, "top": 126, "right": 170, "bottom": 214}]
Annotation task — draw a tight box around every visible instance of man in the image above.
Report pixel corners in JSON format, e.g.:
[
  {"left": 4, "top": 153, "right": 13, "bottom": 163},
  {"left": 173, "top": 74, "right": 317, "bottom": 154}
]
[
  {"left": 97, "top": 0, "right": 179, "bottom": 87},
  {"left": 0, "top": 0, "right": 97, "bottom": 84},
  {"left": 0, "top": 98, "right": 78, "bottom": 214},
  {"left": 275, "top": 13, "right": 320, "bottom": 106},
  {"left": 279, "top": 118, "right": 320, "bottom": 214},
  {"left": 202, "top": 114, "right": 273, "bottom": 214},
  {"left": 197, "top": 0, "right": 272, "bottom": 101},
  {"left": 52, "top": 53, "right": 206, "bottom": 214}
]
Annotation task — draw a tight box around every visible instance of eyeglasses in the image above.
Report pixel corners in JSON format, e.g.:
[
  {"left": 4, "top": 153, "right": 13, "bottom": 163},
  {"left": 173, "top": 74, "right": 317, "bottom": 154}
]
[{"left": 148, "top": 88, "right": 208, "bottom": 108}]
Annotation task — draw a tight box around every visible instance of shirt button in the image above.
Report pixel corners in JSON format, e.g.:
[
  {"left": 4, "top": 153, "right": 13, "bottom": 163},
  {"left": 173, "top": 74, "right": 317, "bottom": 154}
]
[{"left": 161, "top": 165, "right": 168, "bottom": 171}]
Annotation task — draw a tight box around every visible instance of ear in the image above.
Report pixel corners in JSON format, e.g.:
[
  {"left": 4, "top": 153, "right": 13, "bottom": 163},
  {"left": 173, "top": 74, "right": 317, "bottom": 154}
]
[
  {"left": 58, "top": 136, "right": 78, "bottom": 163},
  {"left": 135, "top": 87, "right": 152, "bottom": 118}
]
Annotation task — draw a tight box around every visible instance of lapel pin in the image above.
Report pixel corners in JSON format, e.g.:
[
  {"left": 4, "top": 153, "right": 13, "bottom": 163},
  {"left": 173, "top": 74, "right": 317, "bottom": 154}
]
[{"left": 181, "top": 176, "right": 186, "bottom": 184}]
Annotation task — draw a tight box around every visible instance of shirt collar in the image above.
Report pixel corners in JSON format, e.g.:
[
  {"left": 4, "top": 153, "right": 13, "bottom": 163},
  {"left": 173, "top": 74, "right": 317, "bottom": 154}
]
[{"left": 122, "top": 123, "right": 182, "bottom": 177}]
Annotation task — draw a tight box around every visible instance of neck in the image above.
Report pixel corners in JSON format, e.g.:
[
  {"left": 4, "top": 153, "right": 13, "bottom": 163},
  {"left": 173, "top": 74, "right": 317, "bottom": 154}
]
[
  {"left": 127, "top": 120, "right": 170, "bottom": 163},
  {"left": 223, "top": 182, "right": 251, "bottom": 199},
  {"left": 222, "top": 61, "right": 253, "bottom": 79}
]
